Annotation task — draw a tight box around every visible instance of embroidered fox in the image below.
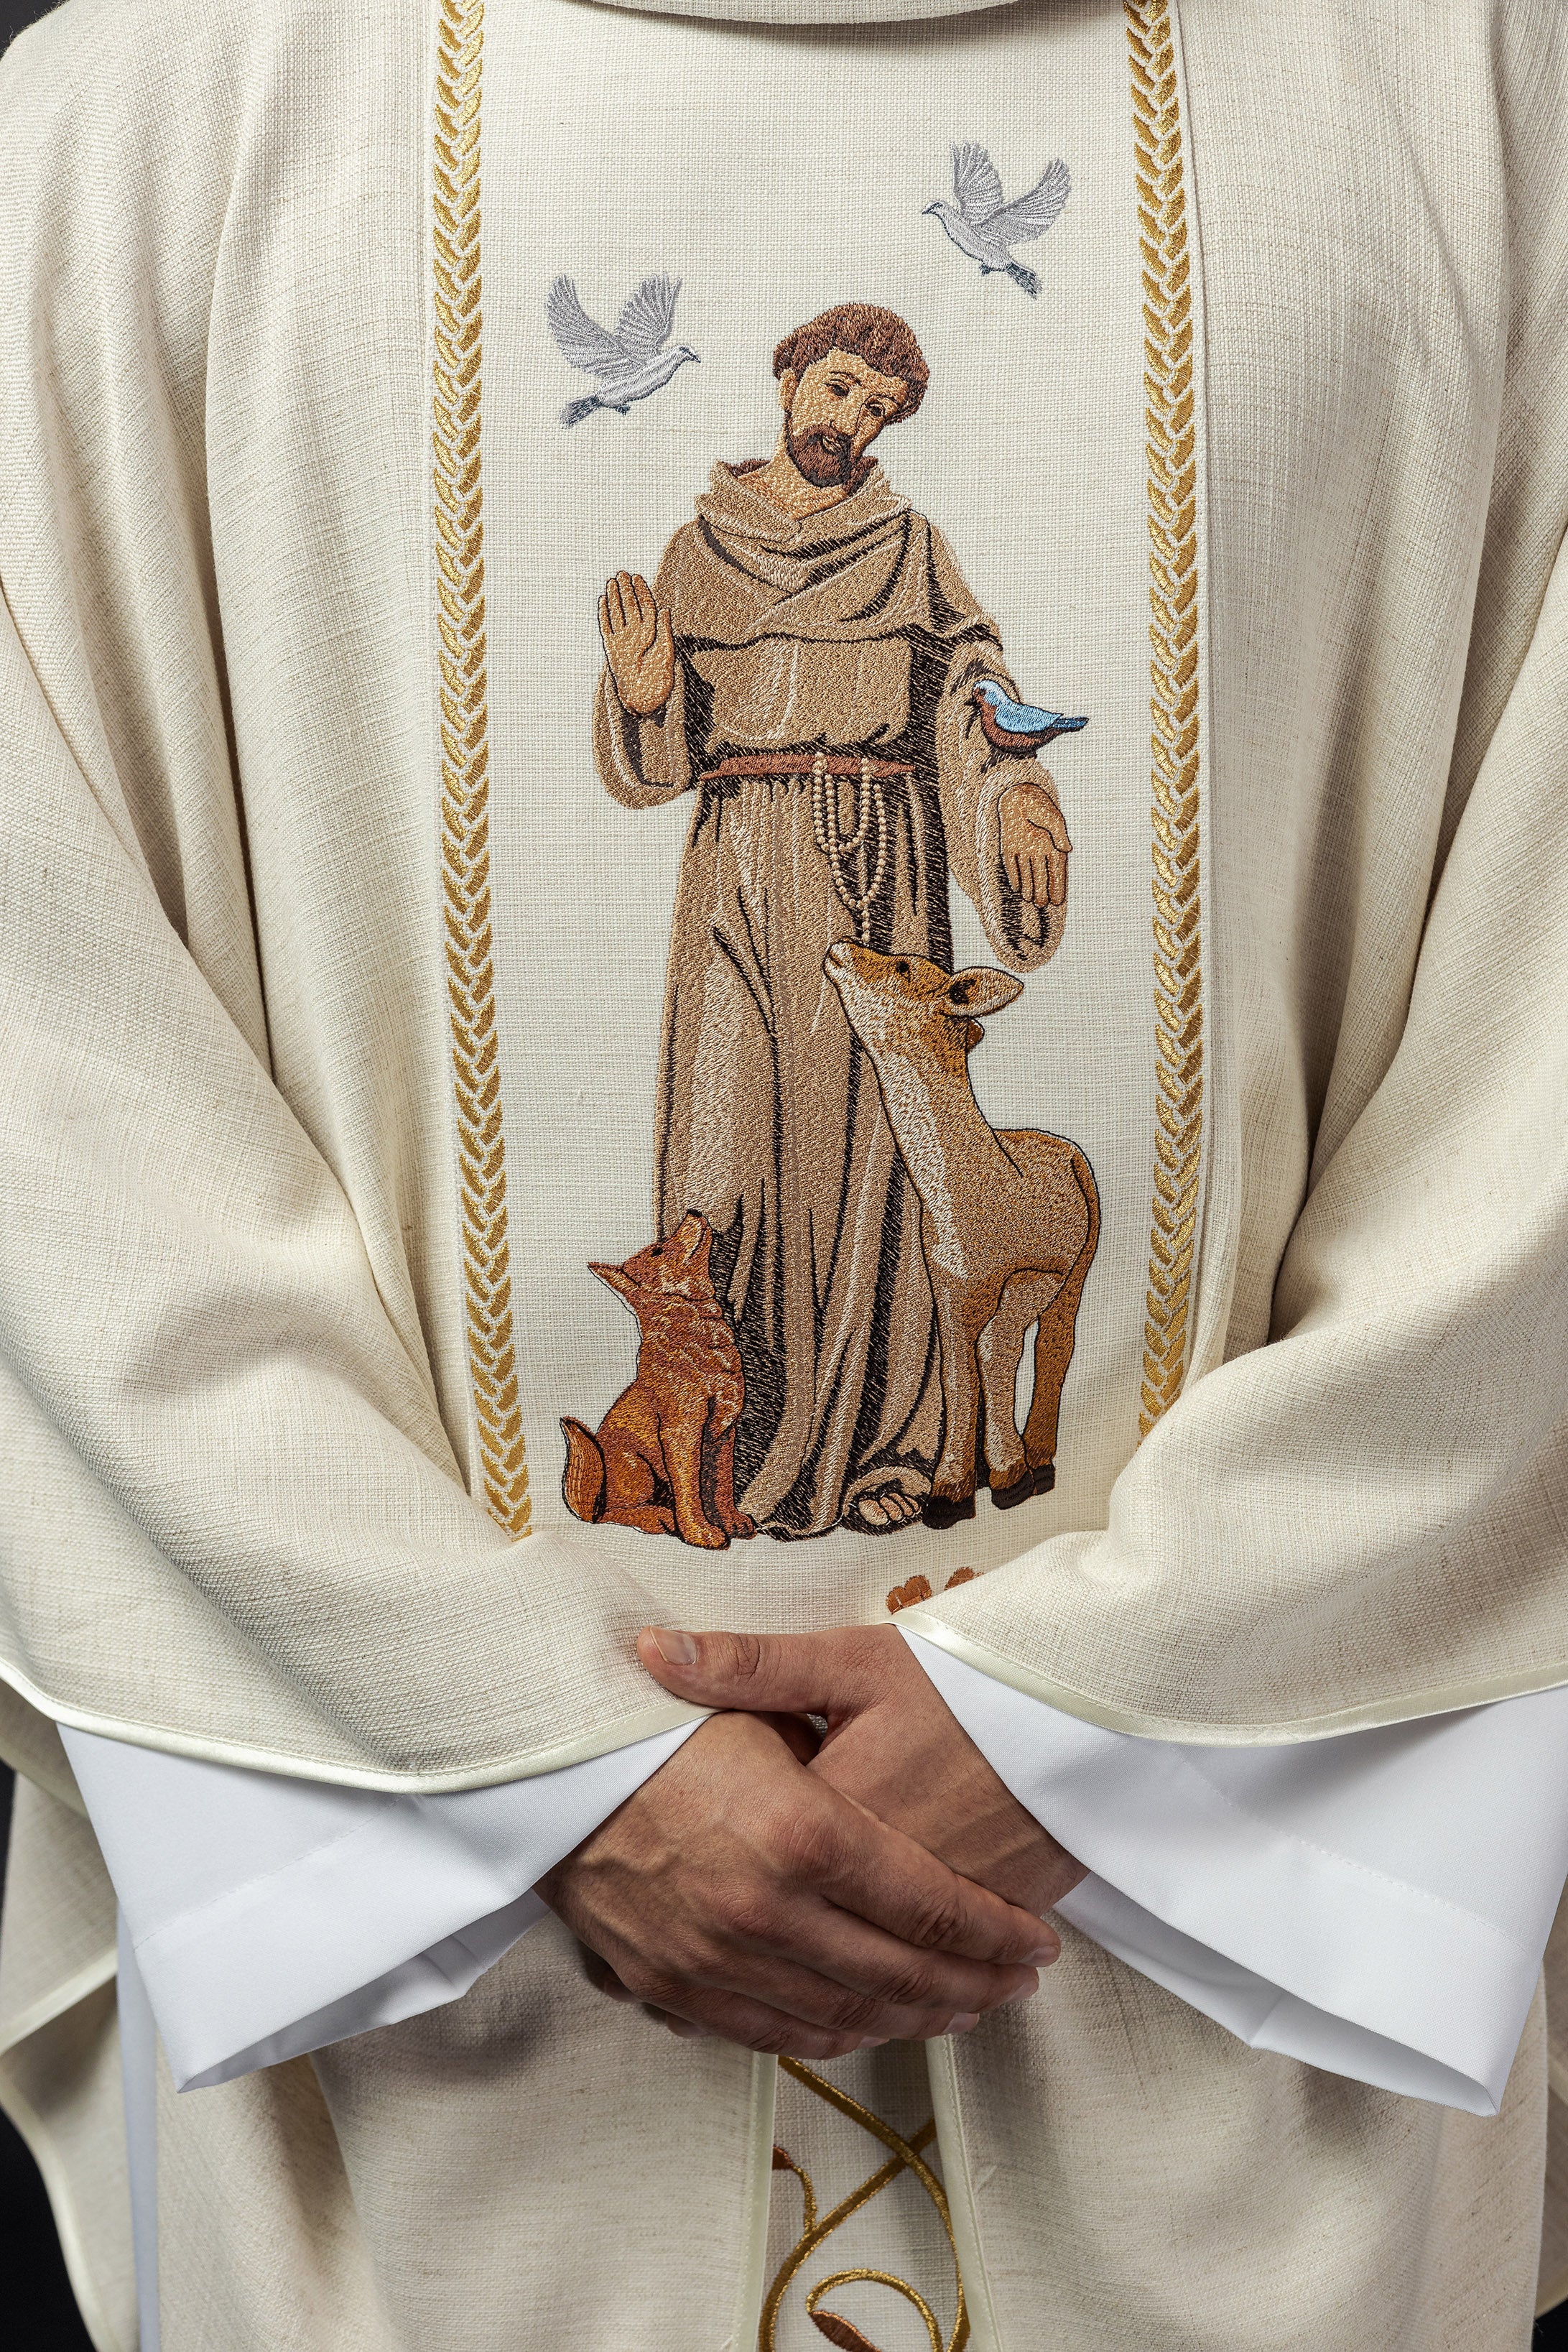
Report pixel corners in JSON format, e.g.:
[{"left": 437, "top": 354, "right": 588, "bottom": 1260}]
[{"left": 560, "top": 1211, "right": 756, "bottom": 1550}]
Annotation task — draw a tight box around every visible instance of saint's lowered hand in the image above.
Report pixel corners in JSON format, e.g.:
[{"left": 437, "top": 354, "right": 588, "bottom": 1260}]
[{"left": 999, "top": 777, "right": 1071, "bottom": 909}]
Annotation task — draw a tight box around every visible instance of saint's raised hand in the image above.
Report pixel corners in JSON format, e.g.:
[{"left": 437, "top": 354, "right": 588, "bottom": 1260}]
[
  {"left": 999, "top": 778, "right": 1071, "bottom": 909},
  {"left": 599, "top": 569, "right": 676, "bottom": 716}
]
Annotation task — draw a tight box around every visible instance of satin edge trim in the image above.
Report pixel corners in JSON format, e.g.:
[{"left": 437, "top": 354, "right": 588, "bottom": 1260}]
[
  {"left": 580, "top": 0, "right": 1030, "bottom": 24},
  {"left": 0, "top": 1657, "right": 708, "bottom": 1792},
  {"left": 900, "top": 1616, "right": 1568, "bottom": 1745}
]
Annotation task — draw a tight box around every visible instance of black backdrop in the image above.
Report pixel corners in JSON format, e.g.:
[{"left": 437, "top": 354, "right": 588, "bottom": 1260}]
[{"left": 0, "top": 0, "right": 1563, "bottom": 2341}]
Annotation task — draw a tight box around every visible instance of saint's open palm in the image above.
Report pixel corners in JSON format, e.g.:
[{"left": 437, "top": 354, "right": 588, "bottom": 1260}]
[{"left": 600, "top": 570, "right": 675, "bottom": 716}]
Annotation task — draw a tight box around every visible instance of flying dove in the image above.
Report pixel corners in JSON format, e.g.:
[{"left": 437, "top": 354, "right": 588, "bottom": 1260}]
[
  {"left": 546, "top": 274, "right": 699, "bottom": 427},
  {"left": 973, "top": 682, "right": 1088, "bottom": 751},
  {"left": 924, "top": 144, "right": 1072, "bottom": 297}
]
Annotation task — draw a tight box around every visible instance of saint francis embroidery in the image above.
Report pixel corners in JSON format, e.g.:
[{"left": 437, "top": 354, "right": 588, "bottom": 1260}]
[{"left": 568, "top": 302, "right": 1098, "bottom": 1545}]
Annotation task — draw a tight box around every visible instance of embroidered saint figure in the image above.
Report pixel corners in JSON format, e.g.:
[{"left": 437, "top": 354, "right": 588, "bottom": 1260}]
[{"left": 591, "top": 303, "right": 1073, "bottom": 1540}]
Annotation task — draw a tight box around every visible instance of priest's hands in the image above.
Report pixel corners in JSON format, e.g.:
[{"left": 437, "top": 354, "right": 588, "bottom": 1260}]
[
  {"left": 599, "top": 570, "right": 676, "bottom": 716},
  {"left": 537, "top": 1705, "right": 1055, "bottom": 2060},
  {"left": 641, "top": 1624, "right": 1085, "bottom": 1920},
  {"left": 998, "top": 779, "right": 1071, "bottom": 908}
]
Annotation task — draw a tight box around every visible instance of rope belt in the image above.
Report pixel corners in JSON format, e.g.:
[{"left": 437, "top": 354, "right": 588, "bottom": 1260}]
[{"left": 698, "top": 754, "right": 915, "bottom": 943}]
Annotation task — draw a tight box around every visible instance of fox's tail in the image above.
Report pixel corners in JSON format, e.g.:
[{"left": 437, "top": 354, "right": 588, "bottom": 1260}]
[
  {"left": 560, "top": 394, "right": 600, "bottom": 427},
  {"left": 1006, "top": 262, "right": 1040, "bottom": 298},
  {"left": 560, "top": 1417, "right": 607, "bottom": 1523}
]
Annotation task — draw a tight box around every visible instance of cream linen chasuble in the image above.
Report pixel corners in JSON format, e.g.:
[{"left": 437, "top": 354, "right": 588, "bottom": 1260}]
[{"left": 3, "top": 0, "right": 1568, "bottom": 2346}]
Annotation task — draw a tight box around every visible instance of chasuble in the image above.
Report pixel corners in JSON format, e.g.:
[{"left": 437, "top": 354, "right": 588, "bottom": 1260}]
[{"left": 2, "top": 0, "right": 1568, "bottom": 2343}]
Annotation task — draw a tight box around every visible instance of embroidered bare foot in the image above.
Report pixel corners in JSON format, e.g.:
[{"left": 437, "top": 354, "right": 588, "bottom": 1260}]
[{"left": 847, "top": 1482, "right": 925, "bottom": 1534}]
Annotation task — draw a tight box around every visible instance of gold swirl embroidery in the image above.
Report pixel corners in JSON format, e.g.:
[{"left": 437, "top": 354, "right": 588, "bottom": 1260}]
[
  {"left": 432, "top": 0, "right": 530, "bottom": 1534},
  {"left": 761, "top": 2062, "right": 969, "bottom": 2352},
  {"left": 1127, "top": 0, "right": 1205, "bottom": 1439}
]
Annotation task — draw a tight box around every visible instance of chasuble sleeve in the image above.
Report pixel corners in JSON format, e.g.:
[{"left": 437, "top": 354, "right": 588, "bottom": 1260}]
[
  {"left": 906, "top": 524, "right": 1568, "bottom": 1738},
  {"left": 0, "top": 4, "right": 695, "bottom": 1787}
]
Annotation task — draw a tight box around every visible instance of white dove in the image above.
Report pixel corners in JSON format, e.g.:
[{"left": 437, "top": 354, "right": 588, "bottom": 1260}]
[
  {"left": 546, "top": 274, "right": 699, "bottom": 427},
  {"left": 924, "top": 143, "right": 1071, "bottom": 297}
]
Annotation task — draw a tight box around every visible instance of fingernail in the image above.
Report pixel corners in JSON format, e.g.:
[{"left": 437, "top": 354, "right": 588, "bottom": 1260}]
[
  {"left": 650, "top": 1627, "right": 699, "bottom": 1667},
  {"left": 1026, "top": 1941, "right": 1059, "bottom": 1966},
  {"left": 948, "top": 2012, "right": 981, "bottom": 2034},
  {"left": 858, "top": 2035, "right": 890, "bottom": 2049}
]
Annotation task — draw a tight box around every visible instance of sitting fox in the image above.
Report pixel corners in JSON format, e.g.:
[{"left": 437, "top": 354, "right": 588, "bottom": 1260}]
[{"left": 560, "top": 1210, "right": 756, "bottom": 1550}]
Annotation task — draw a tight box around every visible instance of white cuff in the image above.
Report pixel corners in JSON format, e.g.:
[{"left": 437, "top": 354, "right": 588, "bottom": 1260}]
[
  {"left": 902, "top": 1629, "right": 1568, "bottom": 2113},
  {"left": 62, "top": 1721, "right": 697, "bottom": 2088},
  {"left": 62, "top": 1641, "right": 1568, "bottom": 2115}
]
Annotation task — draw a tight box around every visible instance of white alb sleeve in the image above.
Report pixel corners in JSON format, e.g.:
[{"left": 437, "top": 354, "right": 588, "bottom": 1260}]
[
  {"left": 65, "top": 1640, "right": 1568, "bottom": 2115},
  {"left": 901, "top": 1629, "right": 1568, "bottom": 2114},
  {"left": 61, "top": 1721, "right": 697, "bottom": 2091}
]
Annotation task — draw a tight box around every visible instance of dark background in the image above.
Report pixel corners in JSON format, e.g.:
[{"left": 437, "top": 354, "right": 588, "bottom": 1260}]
[{"left": 0, "top": 0, "right": 1564, "bottom": 2343}]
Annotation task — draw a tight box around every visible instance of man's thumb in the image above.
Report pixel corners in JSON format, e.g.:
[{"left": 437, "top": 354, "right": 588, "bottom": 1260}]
[{"left": 637, "top": 1626, "right": 838, "bottom": 1715}]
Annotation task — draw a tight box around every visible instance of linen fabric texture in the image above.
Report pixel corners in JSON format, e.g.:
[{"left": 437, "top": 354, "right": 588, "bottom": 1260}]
[
  {"left": 2, "top": 0, "right": 1568, "bottom": 2346},
  {"left": 0, "top": 0, "right": 1560, "bottom": 1792}
]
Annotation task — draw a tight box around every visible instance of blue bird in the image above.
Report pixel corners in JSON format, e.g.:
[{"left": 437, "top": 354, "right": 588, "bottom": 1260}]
[{"left": 972, "top": 681, "right": 1089, "bottom": 752}]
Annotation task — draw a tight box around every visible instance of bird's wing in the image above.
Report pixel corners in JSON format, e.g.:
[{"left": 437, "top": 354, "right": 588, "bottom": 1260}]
[
  {"left": 951, "top": 141, "right": 1004, "bottom": 225},
  {"left": 616, "top": 274, "right": 681, "bottom": 358},
  {"left": 986, "top": 158, "right": 1072, "bottom": 248},
  {"left": 546, "top": 276, "right": 631, "bottom": 378}
]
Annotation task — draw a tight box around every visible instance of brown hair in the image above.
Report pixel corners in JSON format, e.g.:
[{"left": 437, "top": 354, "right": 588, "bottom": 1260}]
[{"left": 772, "top": 305, "right": 929, "bottom": 420}]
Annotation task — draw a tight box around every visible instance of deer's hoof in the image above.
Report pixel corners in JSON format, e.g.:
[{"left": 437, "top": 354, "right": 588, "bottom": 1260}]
[
  {"left": 922, "top": 1491, "right": 976, "bottom": 1531},
  {"left": 990, "top": 1473, "right": 1034, "bottom": 1511},
  {"left": 1031, "top": 1462, "right": 1057, "bottom": 1497}
]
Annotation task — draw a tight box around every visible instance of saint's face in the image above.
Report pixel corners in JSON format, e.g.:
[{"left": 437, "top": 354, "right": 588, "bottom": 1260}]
[{"left": 781, "top": 348, "right": 909, "bottom": 487}]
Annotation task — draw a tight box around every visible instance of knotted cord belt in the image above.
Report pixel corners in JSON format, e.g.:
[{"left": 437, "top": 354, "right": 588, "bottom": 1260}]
[{"left": 699, "top": 753, "right": 915, "bottom": 944}]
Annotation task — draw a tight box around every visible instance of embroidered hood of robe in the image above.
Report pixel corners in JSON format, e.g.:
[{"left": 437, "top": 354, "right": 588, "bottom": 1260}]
[{"left": 667, "top": 458, "right": 993, "bottom": 651}]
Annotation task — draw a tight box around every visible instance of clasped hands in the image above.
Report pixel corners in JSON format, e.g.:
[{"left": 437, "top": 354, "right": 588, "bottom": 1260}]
[{"left": 539, "top": 1623, "right": 1085, "bottom": 2061}]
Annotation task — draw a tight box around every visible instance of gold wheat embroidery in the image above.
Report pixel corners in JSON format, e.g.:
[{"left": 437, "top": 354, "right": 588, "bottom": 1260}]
[
  {"left": 433, "top": 0, "right": 530, "bottom": 1535},
  {"left": 1127, "top": 0, "right": 1204, "bottom": 1438}
]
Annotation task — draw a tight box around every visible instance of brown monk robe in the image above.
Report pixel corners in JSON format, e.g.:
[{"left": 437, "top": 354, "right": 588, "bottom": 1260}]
[{"left": 593, "top": 457, "right": 1064, "bottom": 1538}]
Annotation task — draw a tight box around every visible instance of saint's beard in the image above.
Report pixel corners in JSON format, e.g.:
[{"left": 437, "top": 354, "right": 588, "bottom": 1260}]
[{"left": 786, "top": 418, "right": 858, "bottom": 488}]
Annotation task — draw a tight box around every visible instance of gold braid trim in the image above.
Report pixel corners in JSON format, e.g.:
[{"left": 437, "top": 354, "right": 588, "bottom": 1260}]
[
  {"left": 1127, "top": 0, "right": 1205, "bottom": 1437},
  {"left": 762, "top": 2064, "right": 969, "bottom": 2352},
  {"left": 432, "top": 0, "right": 529, "bottom": 1534}
]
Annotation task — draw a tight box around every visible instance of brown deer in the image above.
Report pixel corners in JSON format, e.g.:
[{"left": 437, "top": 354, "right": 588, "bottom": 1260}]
[
  {"left": 560, "top": 1211, "right": 755, "bottom": 1550},
  {"left": 825, "top": 941, "right": 1100, "bottom": 1529}
]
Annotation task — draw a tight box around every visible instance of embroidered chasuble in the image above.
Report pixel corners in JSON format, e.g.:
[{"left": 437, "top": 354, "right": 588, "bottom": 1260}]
[{"left": 1, "top": 0, "right": 1567, "bottom": 2343}]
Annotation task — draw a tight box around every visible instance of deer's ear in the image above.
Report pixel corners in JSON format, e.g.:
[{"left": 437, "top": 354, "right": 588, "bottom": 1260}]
[
  {"left": 590, "top": 1261, "right": 636, "bottom": 1298},
  {"left": 940, "top": 967, "right": 1024, "bottom": 1021}
]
